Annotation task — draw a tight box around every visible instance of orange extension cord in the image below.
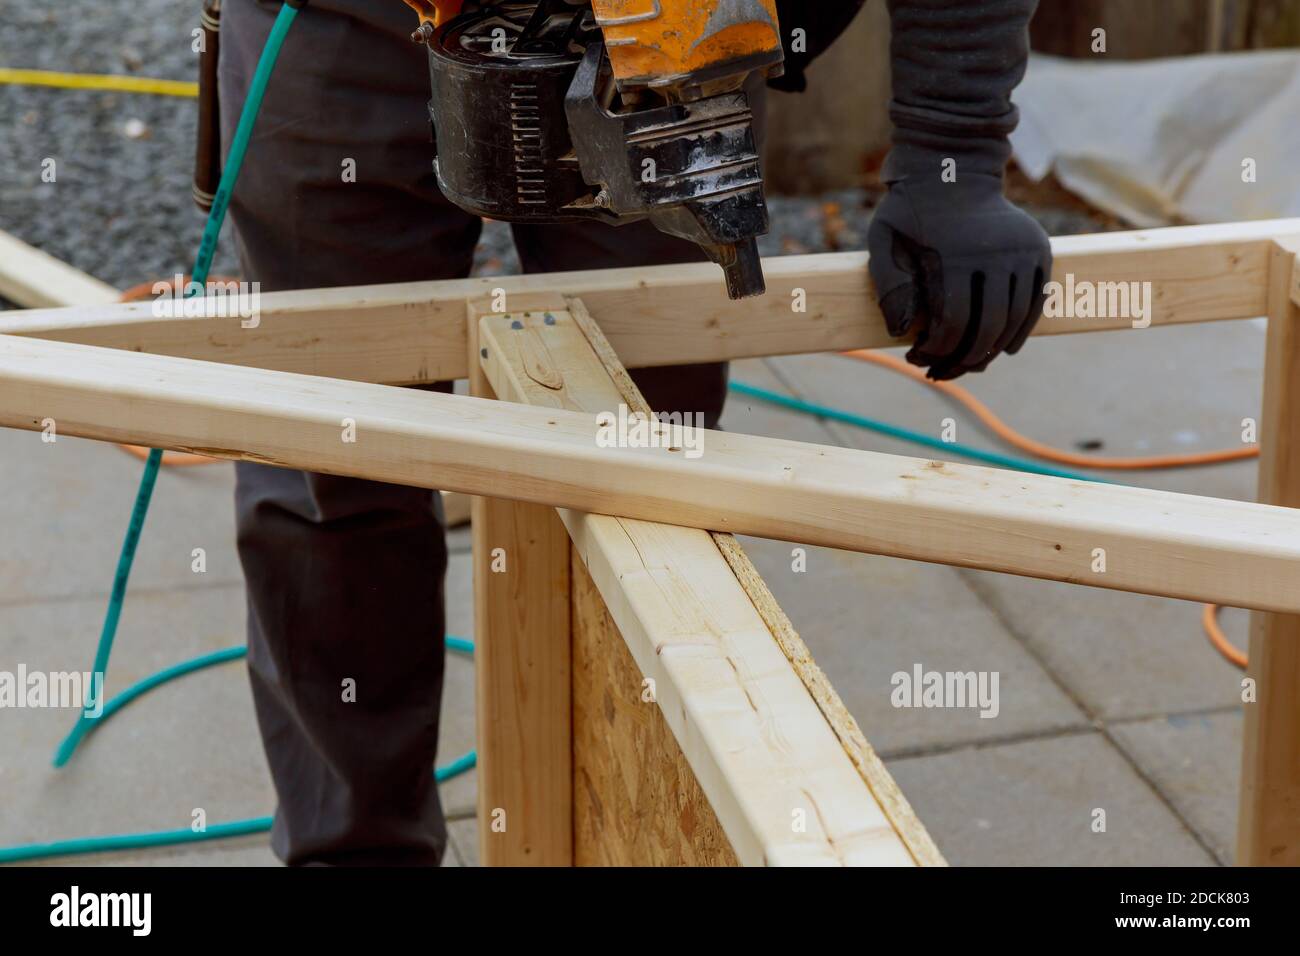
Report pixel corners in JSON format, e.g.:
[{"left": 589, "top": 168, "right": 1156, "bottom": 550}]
[
  {"left": 841, "top": 349, "right": 1253, "bottom": 669},
  {"left": 842, "top": 350, "right": 1259, "bottom": 470}
]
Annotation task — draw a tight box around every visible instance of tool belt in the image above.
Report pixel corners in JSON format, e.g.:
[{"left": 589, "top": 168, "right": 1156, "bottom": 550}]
[{"left": 193, "top": 0, "right": 222, "bottom": 211}]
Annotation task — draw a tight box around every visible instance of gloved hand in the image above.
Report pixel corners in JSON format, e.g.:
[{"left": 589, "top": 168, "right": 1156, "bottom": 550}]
[
  {"left": 870, "top": 0, "right": 1049, "bottom": 381},
  {"left": 868, "top": 139, "right": 1051, "bottom": 381}
]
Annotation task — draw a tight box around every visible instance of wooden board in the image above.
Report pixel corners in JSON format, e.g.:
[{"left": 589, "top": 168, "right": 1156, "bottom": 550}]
[
  {"left": 571, "top": 551, "right": 739, "bottom": 867},
  {"left": 5, "top": 326, "right": 1300, "bottom": 613},
  {"left": 562, "top": 298, "right": 943, "bottom": 866},
  {"left": 1238, "top": 238, "right": 1300, "bottom": 866},
  {"left": 467, "top": 307, "right": 572, "bottom": 866},
  {"left": 0, "top": 230, "right": 119, "bottom": 309},
  {"left": 4, "top": 219, "right": 1297, "bottom": 384},
  {"left": 7, "top": 332, "right": 1300, "bottom": 616},
  {"left": 712, "top": 532, "right": 945, "bottom": 867},
  {"left": 479, "top": 306, "right": 929, "bottom": 865}
]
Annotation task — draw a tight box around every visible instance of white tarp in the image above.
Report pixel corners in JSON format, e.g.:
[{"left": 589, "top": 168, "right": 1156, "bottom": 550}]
[{"left": 1011, "top": 51, "right": 1300, "bottom": 227}]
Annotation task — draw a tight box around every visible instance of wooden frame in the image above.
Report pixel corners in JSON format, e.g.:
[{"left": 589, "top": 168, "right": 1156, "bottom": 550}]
[
  {"left": 1239, "top": 235, "right": 1300, "bottom": 866},
  {"left": 3, "top": 219, "right": 1299, "bottom": 865},
  {"left": 474, "top": 297, "right": 937, "bottom": 865},
  {"left": 0, "top": 231, "right": 119, "bottom": 308},
  {"left": 6, "top": 218, "right": 1296, "bottom": 383}
]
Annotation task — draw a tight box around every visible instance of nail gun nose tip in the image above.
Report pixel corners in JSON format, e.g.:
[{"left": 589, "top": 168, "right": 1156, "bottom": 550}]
[{"left": 721, "top": 239, "right": 766, "bottom": 299}]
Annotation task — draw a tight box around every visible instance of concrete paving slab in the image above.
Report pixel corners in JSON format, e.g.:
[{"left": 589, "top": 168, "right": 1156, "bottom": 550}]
[
  {"left": 736, "top": 536, "right": 1088, "bottom": 755},
  {"left": 442, "top": 524, "right": 473, "bottom": 846},
  {"left": 767, "top": 321, "right": 1262, "bottom": 502},
  {"left": 441, "top": 478, "right": 475, "bottom": 820},
  {"left": 23, "top": 837, "right": 280, "bottom": 868},
  {"left": 925, "top": 322, "right": 1264, "bottom": 502},
  {"left": 721, "top": 358, "right": 848, "bottom": 444},
  {"left": 443, "top": 550, "right": 475, "bottom": 650},
  {"left": 959, "top": 571, "right": 1250, "bottom": 720},
  {"left": 0, "top": 585, "right": 272, "bottom": 853},
  {"left": 754, "top": 325, "right": 1261, "bottom": 855},
  {"left": 766, "top": 348, "right": 1011, "bottom": 462},
  {"left": 0, "top": 580, "right": 248, "bottom": 697},
  {"left": 0, "top": 430, "right": 242, "bottom": 606},
  {"left": 437, "top": 552, "right": 477, "bottom": 815},
  {"left": 725, "top": 357, "right": 1087, "bottom": 752},
  {"left": 25, "top": 836, "right": 462, "bottom": 867},
  {"left": 446, "top": 523, "right": 472, "bottom": 555},
  {"left": 1, "top": 568, "right": 476, "bottom": 866},
  {"left": 886, "top": 732, "right": 1219, "bottom": 866},
  {"left": 1110, "top": 709, "right": 1243, "bottom": 865},
  {"left": 447, "top": 818, "right": 479, "bottom": 868}
]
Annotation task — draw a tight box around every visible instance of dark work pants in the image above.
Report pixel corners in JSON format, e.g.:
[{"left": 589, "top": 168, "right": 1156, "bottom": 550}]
[{"left": 220, "top": 0, "right": 745, "bottom": 865}]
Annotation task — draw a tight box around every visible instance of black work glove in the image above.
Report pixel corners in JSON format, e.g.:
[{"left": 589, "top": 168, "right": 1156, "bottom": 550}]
[{"left": 868, "top": 0, "right": 1050, "bottom": 381}]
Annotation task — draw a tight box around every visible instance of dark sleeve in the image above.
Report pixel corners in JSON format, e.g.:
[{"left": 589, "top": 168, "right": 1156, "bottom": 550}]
[
  {"left": 768, "top": 0, "right": 868, "bottom": 92},
  {"left": 886, "top": 0, "right": 1037, "bottom": 137}
]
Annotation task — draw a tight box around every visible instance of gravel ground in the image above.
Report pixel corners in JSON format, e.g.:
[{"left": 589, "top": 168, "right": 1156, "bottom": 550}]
[
  {"left": 0, "top": 0, "right": 239, "bottom": 302},
  {"left": 0, "top": 0, "right": 1104, "bottom": 307}
]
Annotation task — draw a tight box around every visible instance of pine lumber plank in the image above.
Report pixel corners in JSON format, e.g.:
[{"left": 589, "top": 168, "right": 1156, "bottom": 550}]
[
  {"left": 479, "top": 307, "right": 919, "bottom": 865},
  {"left": 712, "top": 533, "right": 946, "bottom": 867},
  {"left": 6, "top": 332, "right": 1300, "bottom": 614},
  {"left": 0, "top": 230, "right": 119, "bottom": 308},
  {"left": 3, "top": 219, "right": 1296, "bottom": 384},
  {"left": 1238, "top": 238, "right": 1300, "bottom": 865},
  {"left": 466, "top": 305, "right": 572, "bottom": 866},
  {"left": 562, "top": 296, "right": 943, "bottom": 865}
]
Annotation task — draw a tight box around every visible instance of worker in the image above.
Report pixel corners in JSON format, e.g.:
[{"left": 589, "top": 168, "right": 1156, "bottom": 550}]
[{"left": 218, "top": 0, "right": 1046, "bottom": 865}]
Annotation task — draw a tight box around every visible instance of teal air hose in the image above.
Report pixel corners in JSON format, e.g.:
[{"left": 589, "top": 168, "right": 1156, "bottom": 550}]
[
  {"left": 96, "top": 646, "right": 246, "bottom": 725},
  {"left": 727, "top": 380, "right": 1102, "bottom": 483},
  {"left": 0, "top": 818, "right": 276, "bottom": 866},
  {"left": 51, "top": 448, "right": 164, "bottom": 767},
  {"left": 1, "top": 639, "right": 475, "bottom": 864},
  {"left": 52, "top": 1, "right": 305, "bottom": 769},
  {"left": 190, "top": 0, "right": 306, "bottom": 291}
]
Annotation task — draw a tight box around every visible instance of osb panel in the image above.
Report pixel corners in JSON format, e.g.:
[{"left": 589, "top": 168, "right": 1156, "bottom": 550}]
[{"left": 571, "top": 549, "right": 739, "bottom": 867}]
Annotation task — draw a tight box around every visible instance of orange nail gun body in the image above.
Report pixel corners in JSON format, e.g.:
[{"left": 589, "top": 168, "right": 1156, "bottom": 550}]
[{"left": 404, "top": 0, "right": 783, "bottom": 298}]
